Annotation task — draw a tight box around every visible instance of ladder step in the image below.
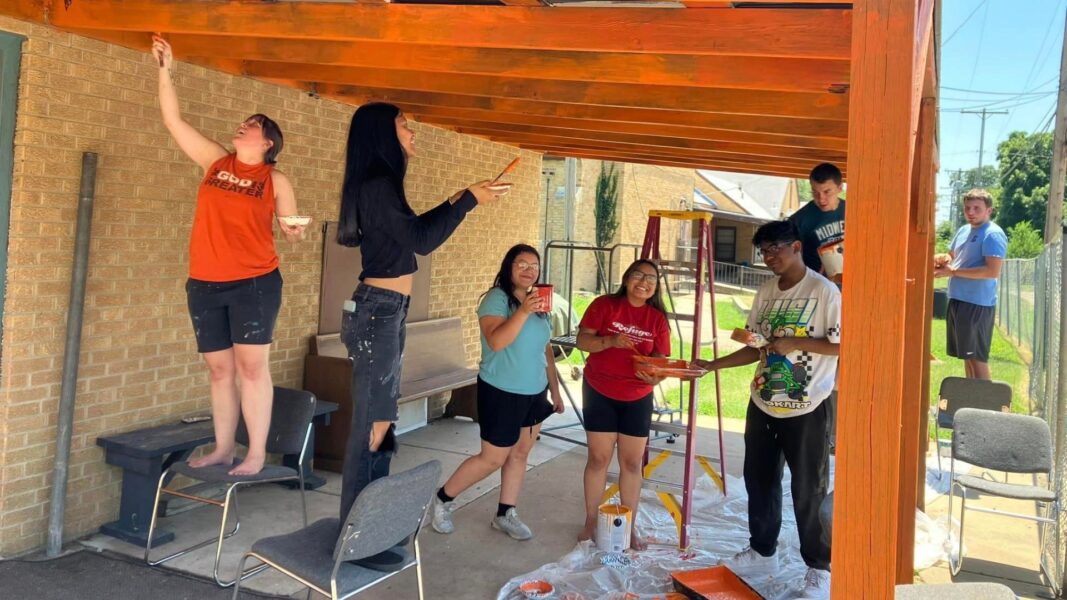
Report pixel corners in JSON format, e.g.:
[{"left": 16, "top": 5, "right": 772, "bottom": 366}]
[
  {"left": 665, "top": 312, "right": 696, "bottom": 322},
  {"left": 650, "top": 421, "right": 689, "bottom": 437},
  {"left": 550, "top": 335, "right": 578, "bottom": 349},
  {"left": 646, "top": 446, "right": 723, "bottom": 464},
  {"left": 652, "top": 406, "right": 681, "bottom": 416},
  {"left": 607, "top": 472, "right": 685, "bottom": 495}
]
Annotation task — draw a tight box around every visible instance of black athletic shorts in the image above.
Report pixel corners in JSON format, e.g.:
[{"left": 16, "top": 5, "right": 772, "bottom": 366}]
[
  {"left": 186, "top": 269, "right": 282, "bottom": 353},
  {"left": 582, "top": 379, "right": 653, "bottom": 438},
  {"left": 946, "top": 298, "right": 995, "bottom": 362},
  {"left": 477, "top": 377, "right": 554, "bottom": 448}
]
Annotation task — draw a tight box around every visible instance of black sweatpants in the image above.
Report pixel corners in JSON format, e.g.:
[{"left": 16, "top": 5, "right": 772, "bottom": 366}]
[{"left": 743, "top": 400, "right": 831, "bottom": 571}]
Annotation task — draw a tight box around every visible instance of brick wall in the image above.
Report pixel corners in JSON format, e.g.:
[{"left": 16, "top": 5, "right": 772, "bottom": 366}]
[{"left": 0, "top": 18, "right": 542, "bottom": 555}]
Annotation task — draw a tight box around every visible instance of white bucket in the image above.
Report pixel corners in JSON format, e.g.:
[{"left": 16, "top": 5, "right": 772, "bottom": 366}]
[{"left": 596, "top": 503, "right": 632, "bottom": 553}]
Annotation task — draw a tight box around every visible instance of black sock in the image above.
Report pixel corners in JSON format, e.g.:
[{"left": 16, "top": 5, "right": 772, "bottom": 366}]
[
  {"left": 437, "top": 488, "right": 455, "bottom": 503},
  {"left": 497, "top": 503, "right": 514, "bottom": 517}
]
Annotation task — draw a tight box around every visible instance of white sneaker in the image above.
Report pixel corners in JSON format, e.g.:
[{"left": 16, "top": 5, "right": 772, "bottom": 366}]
[
  {"left": 491, "top": 507, "right": 534, "bottom": 540},
  {"left": 431, "top": 496, "right": 455, "bottom": 534},
  {"left": 796, "top": 568, "right": 831, "bottom": 600},
  {"left": 719, "top": 547, "right": 779, "bottom": 576}
]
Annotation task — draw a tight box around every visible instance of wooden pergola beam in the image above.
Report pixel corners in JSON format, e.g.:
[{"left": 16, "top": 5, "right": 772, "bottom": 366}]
[
  {"left": 833, "top": 0, "right": 921, "bottom": 596},
  {"left": 423, "top": 117, "right": 846, "bottom": 163},
  {"left": 49, "top": 1, "right": 851, "bottom": 59},
  {"left": 519, "top": 146, "right": 813, "bottom": 178},
  {"left": 316, "top": 84, "right": 851, "bottom": 139},
  {"left": 240, "top": 61, "right": 848, "bottom": 121}
]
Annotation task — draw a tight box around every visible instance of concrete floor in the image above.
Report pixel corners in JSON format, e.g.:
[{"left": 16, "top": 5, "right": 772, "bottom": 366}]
[{"left": 78, "top": 377, "right": 1053, "bottom": 599}]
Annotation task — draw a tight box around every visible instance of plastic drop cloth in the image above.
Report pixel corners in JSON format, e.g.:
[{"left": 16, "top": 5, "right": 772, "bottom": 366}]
[{"left": 499, "top": 457, "right": 957, "bottom": 600}]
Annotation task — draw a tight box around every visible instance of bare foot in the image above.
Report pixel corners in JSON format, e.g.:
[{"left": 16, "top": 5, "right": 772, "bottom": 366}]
[
  {"left": 228, "top": 454, "right": 265, "bottom": 476},
  {"left": 630, "top": 532, "right": 647, "bottom": 551},
  {"left": 189, "top": 449, "right": 234, "bottom": 469},
  {"left": 578, "top": 523, "right": 596, "bottom": 542}
]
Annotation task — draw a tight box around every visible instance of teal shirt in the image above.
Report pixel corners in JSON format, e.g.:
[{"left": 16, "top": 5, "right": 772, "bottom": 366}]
[
  {"left": 477, "top": 288, "right": 551, "bottom": 395},
  {"left": 788, "top": 199, "right": 846, "bottom": 276}
]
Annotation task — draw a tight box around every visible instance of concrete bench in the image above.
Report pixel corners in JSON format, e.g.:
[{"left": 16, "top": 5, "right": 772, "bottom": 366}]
[
  {"left": 304, "top": 316, "right": 478, "bottom": 472},
  {"left": 95, "top": 390, "right": 337, "bottom": 547}
]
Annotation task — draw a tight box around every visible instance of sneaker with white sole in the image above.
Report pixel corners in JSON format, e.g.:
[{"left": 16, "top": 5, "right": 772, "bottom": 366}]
[
  {"left": 431, "top": 496, "right": 455, "bottom": 534},
  {"left": 796, "top": 568, "right": 831, "bottom": 600},
  {"left": 719, "top": 547, "right": 779, "bottom": 576},
  {"left": 491, "top": 507, "right": 534, "bottom": 540}
]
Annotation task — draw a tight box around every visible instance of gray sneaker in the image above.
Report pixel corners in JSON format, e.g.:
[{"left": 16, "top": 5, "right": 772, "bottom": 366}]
[
  {"left": 431, "top": 496, "right": 455, "bottom": 534},
  {"left": 491, "top": 507, "right": 534, "bottom": 541}
]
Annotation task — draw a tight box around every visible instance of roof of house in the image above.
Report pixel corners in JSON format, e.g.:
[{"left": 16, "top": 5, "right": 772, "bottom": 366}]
[{"left": 696, "top": 170, "right": 795, "bottom": 220}]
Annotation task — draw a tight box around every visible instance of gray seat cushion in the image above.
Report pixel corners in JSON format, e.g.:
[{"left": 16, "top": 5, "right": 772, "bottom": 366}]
[
  {"left": 169, "top": 460, "right": 298, "bottom": 484},
  {"left": 896, "top": 582, "right": 1016, "bottom": 599},
  {"left": 955, "top": 474, "right": 1056, "bottom": 502},
  {"left": 252, "top": 518, "right": 414, "bottom": 592}
]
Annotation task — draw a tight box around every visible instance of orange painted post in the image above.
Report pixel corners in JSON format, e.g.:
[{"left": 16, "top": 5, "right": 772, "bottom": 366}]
[
  {"left": 896, "top": 95, "right": 937, "bottom": 584},
  {"left": 832, "top": 0, "right": 920, "bottom": 598}
]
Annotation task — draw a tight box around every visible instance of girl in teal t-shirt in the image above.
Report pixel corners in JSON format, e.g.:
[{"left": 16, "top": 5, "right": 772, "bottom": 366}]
[{"left": 430, "top": 244, "right": 564, "bottom": 541}]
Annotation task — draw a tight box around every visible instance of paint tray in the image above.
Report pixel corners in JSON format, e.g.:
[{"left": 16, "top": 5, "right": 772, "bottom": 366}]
[
  {"left": 632, "top": 355, "right": 706, "bottom": 379},
  {"left": 670, "top": 565, "right": 765, "bottom": 599}
]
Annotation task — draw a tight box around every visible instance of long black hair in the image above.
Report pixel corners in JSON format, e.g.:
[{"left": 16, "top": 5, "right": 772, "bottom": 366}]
[
  {"left": 611, "top": 259, "right": 668, "bottom": 316},
  {"left": 336, "top": 103, "right": 408, "bottom": 247},
  {"left": 483, "top": 244, "right": 547, "bottom": 318}
]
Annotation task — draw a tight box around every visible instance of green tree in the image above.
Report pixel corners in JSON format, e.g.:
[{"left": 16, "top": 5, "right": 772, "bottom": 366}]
[
  {"left": 594, "top": 162, "right": 620, "bottom": 247},
  {"left": 1006, "top": 220, "right": 1044, "bottom": 259},
  {"left": 995, "top": 131, "right": 1054, "bottom": 235},
  {"left": 935, "top": 221, "right": 955, "bottom": 254}
]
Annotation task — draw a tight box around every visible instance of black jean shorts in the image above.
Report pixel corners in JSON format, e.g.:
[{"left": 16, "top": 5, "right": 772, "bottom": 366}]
[
  {"left": 947, "top": 299, "right": 995, "bottom": 362},
  {"left": 582, "top": 379, "right": 653, "bottom": 438},
  {"left": 186, "top": 269, "right": 282, "bottom": 353},
  {"left": 477, "top": 377, "right": 554, "bottom": 448}
]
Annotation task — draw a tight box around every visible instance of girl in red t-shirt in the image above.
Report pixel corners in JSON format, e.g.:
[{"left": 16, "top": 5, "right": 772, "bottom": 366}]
[
  {"left": 576, "top": 259, "right": 670, "bottom": 550},
  {"left": 152, "top": 38, "right": 308, "bottom": 476}
]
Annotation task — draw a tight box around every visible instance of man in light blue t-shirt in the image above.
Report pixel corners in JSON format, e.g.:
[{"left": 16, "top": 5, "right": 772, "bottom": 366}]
[{"left": 933, "top": 189, "right": 1007, "bottom": 380}]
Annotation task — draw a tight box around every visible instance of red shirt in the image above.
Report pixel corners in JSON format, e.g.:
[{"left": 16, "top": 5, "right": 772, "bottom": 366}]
[
  {"left": 189, "top": 154, "right": 278, "bottom": 281},
  {"left": 579, "top": 295, "right": 671, "bottom": 401}
]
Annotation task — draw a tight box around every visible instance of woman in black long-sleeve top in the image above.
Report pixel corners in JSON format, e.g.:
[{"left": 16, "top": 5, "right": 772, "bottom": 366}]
[{"left": 335, "top": 103, "right": 507, "bottom": 570}]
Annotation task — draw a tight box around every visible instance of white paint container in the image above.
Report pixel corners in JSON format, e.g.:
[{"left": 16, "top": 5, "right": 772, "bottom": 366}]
[{"left": 596, "top": 503, "right": 632, "bottom": 553}]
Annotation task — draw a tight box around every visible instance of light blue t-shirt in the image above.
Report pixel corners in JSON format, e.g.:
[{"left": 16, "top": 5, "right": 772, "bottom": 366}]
[
  {"left": 948, "top": 221, "right": 1008, "bottom": 307},
  {"left": 477, "top": 288, "right": 551, "bottom": 395}
]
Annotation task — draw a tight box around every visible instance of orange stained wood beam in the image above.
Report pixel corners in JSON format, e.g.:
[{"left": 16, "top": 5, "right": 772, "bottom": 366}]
[
  {"left": 317, "top": 83, "right": 850, "bottom": 139},
  {"left": 421, "top": 116, "right": 847, "bottom": 163},
  {"left": 398, "top": 103, "right": 848, "bottom": 152},
  {"left": 514, "top": 146, "right": 814, "bottom": 178},
  {"left": 896, "top": 94, "right": 937, "bottom": 585},
  {"left": 47, "top": 1, "right": 852, "bottom": 59},
  {"left": 240, "top": 61, "right": 849, "bottom": 121},
  {"left": 158, "top": 34, "right": 851, "bottom": 94},
  {"left": 832, "top": 0, "right": 919, "bottom": 597}
]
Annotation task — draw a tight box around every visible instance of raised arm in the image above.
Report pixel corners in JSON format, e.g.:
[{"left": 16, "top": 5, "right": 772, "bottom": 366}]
[{"left": 152, "top": 36, "right": 227, "bottom": 172}]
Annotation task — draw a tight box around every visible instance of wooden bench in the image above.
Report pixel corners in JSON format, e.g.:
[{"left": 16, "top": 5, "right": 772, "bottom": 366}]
[
  {"left": 304, "top": 316, "right": 478, "bottom": 472},
  {"left": 95, "top": 392, "right": 338, "bottom": 547}
]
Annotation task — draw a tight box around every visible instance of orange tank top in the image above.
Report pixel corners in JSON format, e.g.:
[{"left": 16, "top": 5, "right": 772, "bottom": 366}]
[{"left": 189, "top": 154, "right": 278, "bottom": 282}]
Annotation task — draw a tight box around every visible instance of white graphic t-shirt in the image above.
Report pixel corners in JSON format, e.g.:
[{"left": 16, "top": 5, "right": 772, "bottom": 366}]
[{"left": 746, "top": 268, "right": 841, "bottom": 418}]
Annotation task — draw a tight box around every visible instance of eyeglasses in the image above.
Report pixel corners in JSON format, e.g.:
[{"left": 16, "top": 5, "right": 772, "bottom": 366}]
[
  {"left": 629, "top": 272, "right": 658, "bottom": 284},
  {"left": 758, "top": 242, "right": 793, "bottom": 256},
  {"left": 515, "top": 261, "right": 540, "bottom": 272}
]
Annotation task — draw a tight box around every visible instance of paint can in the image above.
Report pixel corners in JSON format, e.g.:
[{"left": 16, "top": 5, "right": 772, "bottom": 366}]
[{"left": 596, "top": 503, "right": 632, "bottom": 553}]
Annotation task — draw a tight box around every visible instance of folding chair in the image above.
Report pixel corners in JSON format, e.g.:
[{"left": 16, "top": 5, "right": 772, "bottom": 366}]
[
  {"left": 933, "top": 377, "right": 1012, "bottom": 476},
  {"left": 231, "top": 460, "right": 441, "bottom": 600},
  {"left": 948, "top": 408, "right": 1060, "bottom": 596},
  {"left": 145, "top": 386, "right": 316, "bottom": 587}
]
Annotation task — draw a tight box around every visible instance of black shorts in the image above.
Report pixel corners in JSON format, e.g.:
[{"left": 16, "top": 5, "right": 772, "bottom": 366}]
[
  {"left": 946, "top": 299, "right": 995, "bottom": 362},
  {"left": 186, "top": 269, "right": 282, "bottom": 353},
  {"left": 582, "top": 380, "right": 653, "bottom": 438},
  {"left": 477, "top": 377, "right": 554, "bottom": 448}
]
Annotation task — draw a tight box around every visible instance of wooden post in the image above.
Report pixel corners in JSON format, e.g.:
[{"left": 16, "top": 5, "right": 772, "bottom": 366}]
[
  {"left": 833, "top": 0, "right": 920, "bottom": 597},
  {"left": 896, "top": 94, "right": 937, "bottom": 584}
]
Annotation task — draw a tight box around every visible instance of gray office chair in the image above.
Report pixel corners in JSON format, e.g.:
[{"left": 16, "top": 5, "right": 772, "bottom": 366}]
[
  {"left": 145, "top": 387, "right": 316, "bottom": 587},
  {"left": 948, "top": 409, "right": 1059, "bottom": 597},
  {"left": 933, "top": 377, "right": 1012, "bottom": 477},
  {"left": 231, "top": 460, "right": 441, "bottom": 600}
]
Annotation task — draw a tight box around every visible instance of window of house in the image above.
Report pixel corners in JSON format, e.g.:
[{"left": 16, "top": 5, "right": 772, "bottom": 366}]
[{"left": 714, "top": 226, "right": 736, "bottom": 263}]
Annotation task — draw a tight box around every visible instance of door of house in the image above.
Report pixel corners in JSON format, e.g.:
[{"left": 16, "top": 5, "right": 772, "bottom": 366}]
[{"left": 714, "top": 226, "right": 736, "bottom": 263}]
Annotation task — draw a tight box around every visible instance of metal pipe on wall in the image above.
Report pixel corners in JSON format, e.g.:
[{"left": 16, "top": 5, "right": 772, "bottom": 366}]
[{"left": 47, "top": 152, "right": 97, "bottom": 557}]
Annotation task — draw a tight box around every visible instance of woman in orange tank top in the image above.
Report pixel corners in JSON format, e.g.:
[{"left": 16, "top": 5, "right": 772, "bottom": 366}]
[{"left": 153, "top": 37, "right": 309, "bottom": 476}]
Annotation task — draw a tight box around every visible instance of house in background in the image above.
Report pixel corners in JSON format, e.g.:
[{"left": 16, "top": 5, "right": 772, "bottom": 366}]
[{"left": 692, "top": 170, "right": 801, "bottom": 266}]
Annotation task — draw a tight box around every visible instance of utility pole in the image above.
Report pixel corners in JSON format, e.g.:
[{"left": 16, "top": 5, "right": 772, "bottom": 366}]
[
  {"left": 1046, "top": 8, "right": 1067, "bottom": 242},
  {"left": 961, "top": 108, "right": 1008, "bottom": 185}
]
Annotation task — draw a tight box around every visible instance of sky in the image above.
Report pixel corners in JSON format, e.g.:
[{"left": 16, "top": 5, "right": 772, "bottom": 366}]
[{"left": 937, "top": 0, "right": 1064, "bottom": 224}]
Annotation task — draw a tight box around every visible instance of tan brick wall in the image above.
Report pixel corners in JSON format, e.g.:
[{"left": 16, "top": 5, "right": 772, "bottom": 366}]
[{"left": 0, "top": 19, "right": 542, "bottom": 554}]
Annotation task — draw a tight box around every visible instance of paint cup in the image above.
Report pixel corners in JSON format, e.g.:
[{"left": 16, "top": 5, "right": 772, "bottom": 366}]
[
  {"left": 533, "top": 284, "right": 553, "bottom": 312},
  {"left": 596, "top": 503, "right": 632, "bottom": 553}
]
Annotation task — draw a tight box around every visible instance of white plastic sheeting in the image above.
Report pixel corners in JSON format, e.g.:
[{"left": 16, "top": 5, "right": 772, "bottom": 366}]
[{"left": 498, "top": 458, "right": 957, "bottom": 600}]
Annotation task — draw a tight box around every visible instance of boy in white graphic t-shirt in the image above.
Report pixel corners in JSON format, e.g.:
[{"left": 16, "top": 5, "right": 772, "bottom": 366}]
[{"left": 695, "top": 220, "right": 840, "bottom": 600}]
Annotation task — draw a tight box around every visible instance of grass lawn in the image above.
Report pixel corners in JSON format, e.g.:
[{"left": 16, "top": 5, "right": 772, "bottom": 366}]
[{"left": 556, "top": 292, "right": 1030, "bottom": 421}]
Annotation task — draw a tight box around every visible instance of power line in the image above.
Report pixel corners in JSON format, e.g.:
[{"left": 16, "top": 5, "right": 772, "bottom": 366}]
[{"left": 943, "top": 0, "right": 990, "bottom": 46}]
